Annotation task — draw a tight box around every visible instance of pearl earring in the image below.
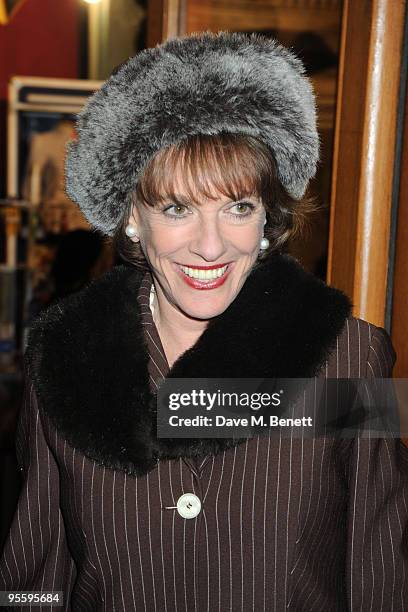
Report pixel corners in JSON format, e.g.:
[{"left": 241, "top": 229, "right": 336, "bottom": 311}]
[
  {"left": 125, "top": 224, "right": 138, "bottom": 239},
  {"left": 260, "top": 236, "right": 269, "bottom": 250}
]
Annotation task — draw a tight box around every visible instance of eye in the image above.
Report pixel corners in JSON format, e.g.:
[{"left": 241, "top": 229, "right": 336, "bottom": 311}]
[
  {"left": 162, "top": 203, "right": 190, "bottom": 219},
  {"left": 229, "top": 201, "right": 256, "bottom": 218}
]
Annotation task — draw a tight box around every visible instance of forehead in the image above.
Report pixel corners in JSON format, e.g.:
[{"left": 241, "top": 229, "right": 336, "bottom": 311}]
[
  {"left": 139, "top": 150, "right": 262, "bottom": 208},
  {"left": 169, "top": 167, "right": 258, "bottom": 203}
]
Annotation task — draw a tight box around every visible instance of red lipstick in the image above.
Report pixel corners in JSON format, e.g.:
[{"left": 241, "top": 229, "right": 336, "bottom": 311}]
[
  {"left": 176, "top": 263, "right": 230, "bottom": 270},
  {"left": 175, "top": 263, "right": 232, "bottom": 290}
]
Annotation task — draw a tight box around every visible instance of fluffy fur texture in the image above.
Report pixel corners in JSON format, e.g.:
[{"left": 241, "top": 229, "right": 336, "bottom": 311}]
[
  {"left": 65, "top": 31, "right": 320, "bottom": 236},
  {"left": 25, "top": 253, "right": 351, "bottom": 477}
]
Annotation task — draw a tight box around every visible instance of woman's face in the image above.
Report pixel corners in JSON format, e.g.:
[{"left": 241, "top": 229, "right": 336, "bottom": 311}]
[{"left": 129, "top": 175, "right": 266, "bottom": 321}]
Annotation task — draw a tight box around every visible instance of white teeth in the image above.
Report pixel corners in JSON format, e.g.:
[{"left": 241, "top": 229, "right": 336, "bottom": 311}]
[{"left": 180, "top": 265, "right": 228, "bottom": 280}]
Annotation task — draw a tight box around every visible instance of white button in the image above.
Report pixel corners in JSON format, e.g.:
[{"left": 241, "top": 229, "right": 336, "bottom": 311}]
[{"left": 176, "top": 493, "right": 201, "bottom": 519}]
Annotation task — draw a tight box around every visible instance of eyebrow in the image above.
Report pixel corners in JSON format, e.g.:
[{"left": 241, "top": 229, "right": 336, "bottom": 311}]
[
  {"left": 161, "top": 194, "right": 192, "bottom": 206},
  {"left": 158, "top": 193, "right": 260, "bottom": 206}
]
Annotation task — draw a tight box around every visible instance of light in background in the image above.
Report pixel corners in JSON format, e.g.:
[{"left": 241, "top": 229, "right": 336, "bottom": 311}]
[
  {"left": 86, "top": 0, "right": 110, "bottom": 79},
  {"left": 0, "top": 0, "right": 27, "bottom": 25}
]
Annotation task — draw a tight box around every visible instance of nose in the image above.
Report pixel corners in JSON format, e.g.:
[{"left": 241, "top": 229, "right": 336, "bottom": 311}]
[{"left": 189, "top": 216, "right": 228, "bottom": 262}]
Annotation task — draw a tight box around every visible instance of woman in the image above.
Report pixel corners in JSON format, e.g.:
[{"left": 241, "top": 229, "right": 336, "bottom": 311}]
[{"left": 1, "top": 32, "right": 407, "bottom": 611}]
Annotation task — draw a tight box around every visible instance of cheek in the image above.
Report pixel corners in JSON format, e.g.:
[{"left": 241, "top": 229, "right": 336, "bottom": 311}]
[
  {"left": 232, "top": 224, "right": 263, "bottom": 252},
  {"left": 142, "top": 224, "right": 188, "bottom": 257}
]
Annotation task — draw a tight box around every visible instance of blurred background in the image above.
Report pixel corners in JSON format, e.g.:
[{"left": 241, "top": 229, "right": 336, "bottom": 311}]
[{"left": 0, "top": 0, "right": 407, "bottom": 548}]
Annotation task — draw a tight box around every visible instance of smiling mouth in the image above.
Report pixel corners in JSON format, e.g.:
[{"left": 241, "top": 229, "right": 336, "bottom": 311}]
[{"left": 178, "top": 264, "right": 229, "bottom": 281}]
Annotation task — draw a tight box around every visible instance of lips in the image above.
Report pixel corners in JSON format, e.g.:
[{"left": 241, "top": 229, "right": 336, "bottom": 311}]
[
  {"left": 178, "top": 263, "right": 230, "bottom": 270},
  {"left": 175, "top": 262, "right": 232, "bottom": 290},
  {"left": 179, "top": 264, "right": 228, "bottom": 281}
]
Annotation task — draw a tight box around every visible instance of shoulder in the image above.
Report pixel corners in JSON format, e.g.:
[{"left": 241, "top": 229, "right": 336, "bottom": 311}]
[
  {"left": 23, "top": 264, "right": 145, "bottom": 393},
  {"left": 21, "top": 264, "right": 154, "bottom": 474},
  {"left": 325, "top": 316, "right": 396, "bottom": 378}
]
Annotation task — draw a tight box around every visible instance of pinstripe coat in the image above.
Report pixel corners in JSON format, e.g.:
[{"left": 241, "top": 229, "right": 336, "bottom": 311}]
[{"left": 1, "top": 252, "right": 408, "bottom": 612}]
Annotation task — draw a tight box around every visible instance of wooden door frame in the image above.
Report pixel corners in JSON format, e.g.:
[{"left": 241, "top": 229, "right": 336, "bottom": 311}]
[
  {"left": 327, "top": 0, "right": 407, "bottom": 329},
  {"left": 391, "top": 57, "right": 408, "bottom": 377}
]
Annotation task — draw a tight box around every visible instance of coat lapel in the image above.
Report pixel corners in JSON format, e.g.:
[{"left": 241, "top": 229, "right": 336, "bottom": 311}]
[{"left": 25, "top": 252, "right": 351, "bottom": 477}]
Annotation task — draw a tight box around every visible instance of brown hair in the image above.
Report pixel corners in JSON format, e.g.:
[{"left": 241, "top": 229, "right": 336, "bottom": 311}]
[{"left": 113, "top": 133, "right": 316, "bottom": 269}]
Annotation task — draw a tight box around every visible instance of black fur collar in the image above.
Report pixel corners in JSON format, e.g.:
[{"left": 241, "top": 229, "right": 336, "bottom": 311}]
[{"left": 25, "top": 253, "right": 351, "bottom": 477}]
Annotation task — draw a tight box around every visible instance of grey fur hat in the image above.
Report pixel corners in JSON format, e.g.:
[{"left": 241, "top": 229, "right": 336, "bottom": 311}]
[{"left": 65, "top": 31, "right": 320, "bottom": 236}]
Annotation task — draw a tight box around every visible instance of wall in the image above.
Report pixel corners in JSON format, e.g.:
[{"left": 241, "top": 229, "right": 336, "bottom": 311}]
[{"left": 0, "top": 0, "right": 80, "bottom": 197}]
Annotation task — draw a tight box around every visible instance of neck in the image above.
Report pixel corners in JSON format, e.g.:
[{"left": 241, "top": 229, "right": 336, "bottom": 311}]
[{"left": 152, "top": 290, "right": 208, "bottom": 368}]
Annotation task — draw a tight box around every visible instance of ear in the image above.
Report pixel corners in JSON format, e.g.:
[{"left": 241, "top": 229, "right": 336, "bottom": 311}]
[
  {"left": 126, "top": 203, "right": 141, "bottom": 242},
  {"left": 128, "top": 201, "right": 140, "bottom": 225}
]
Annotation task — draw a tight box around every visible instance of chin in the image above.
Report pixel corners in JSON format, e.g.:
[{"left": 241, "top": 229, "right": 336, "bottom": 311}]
[{"left": 180, "top": 301, "right": 229, "bottom": 321}]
